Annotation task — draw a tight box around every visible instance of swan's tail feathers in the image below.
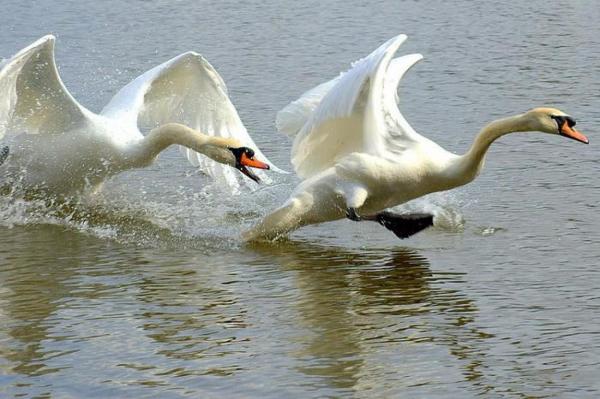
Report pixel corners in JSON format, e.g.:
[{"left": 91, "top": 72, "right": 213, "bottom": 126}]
[
  {"left": 0, "top": 146, "right": 9, "bottom": 165},
  {"left": 361, "top": 211, "right": 433, "bottom": 239}
]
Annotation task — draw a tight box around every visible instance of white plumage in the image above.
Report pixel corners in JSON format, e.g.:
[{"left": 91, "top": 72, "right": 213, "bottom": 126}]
[
  {"left": 244, "top": 34, "right": 587, "bottom": 241},
  {"left": 0, "top": 35, "right": 279, "bottom": 196}
]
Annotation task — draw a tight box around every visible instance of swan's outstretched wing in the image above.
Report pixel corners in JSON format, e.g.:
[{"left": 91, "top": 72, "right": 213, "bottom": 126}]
[
  {"left": 0, "top": 35, "right": 92, "bottom": 139},
  {"left": 275, "top": 75, "right": 342, "bottom": 138},
  {"left": 102, "top": 52, "right": 282, "bottom": 189},
  {"left": 278, "top": 34, "right": 426, "bottom": 179}
]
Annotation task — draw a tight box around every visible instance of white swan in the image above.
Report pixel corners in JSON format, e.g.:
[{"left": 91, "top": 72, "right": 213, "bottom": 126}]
[
  {"left": 0, "top": 35, "right": 279, "bottom": 196},
  {"left": 243, "top": 34, "right": 588, "bottom": 241}
]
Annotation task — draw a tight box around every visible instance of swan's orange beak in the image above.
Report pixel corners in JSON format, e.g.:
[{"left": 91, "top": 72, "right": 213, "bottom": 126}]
[
  {"left": 559, "top": 120, "right": 588, "bottom": 144},
  {"left": 236, "top": 151, "right": 270, "bottom": 183},
  {"left": 240, "top": 152, "right": 270, "bottom": 170}
]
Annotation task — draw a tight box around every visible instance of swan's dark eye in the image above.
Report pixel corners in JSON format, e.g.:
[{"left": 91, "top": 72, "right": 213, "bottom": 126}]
[
  {"left": 244, "top": 148, "right": 255, "bottom": 158},
  {"left": 551, "top": 115, "right": 576, "bottom": 128},
  {"left": 565, "top": 116, "right": 576, "bottom": 127}
]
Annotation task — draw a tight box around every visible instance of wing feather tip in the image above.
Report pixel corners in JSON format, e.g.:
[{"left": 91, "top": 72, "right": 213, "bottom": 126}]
[
  {"left": 390, "top": 34, "right": 408, "bottom": 48},
  {"left": 179, "top": 51, "right": 207, "bottom": 64},
  {"left": 403, "top": 53, "right": 425, "bottom": 66},
  {"left": 390, "top": 34, "right": 408, "bottom": 52},
  {"left": 30, "top": 34, "right": 56, "bottom": 50},
  {"left": 169, "top": 51, "right": 201, "bottom": 66},
  {"left": 40, "top": 34, "right": 56, "bottom": 43},
  {"left": 9, "top": 34, "right": 56, "bottom": 63},
  {"left": 172, "top": 52, "right": 227, "bottom": 92},
  {"left": 390, "top": 53, "right": 424, "bottom": 77}
]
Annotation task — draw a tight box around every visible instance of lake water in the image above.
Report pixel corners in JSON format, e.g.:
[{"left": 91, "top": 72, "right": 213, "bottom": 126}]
[{"left": 1, "top": 1, "right": 599, "bottom": 398}]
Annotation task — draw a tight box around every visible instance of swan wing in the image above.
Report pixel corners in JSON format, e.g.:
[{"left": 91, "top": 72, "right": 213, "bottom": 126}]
[
  {"left": 281, "top": 34, "right": 426, "bottom": 179},
  {"left": 101, "top": 52, "right": 282, "bottom": 188},
  {"left": 0, "top": 35, "right": 92, "bottom": 139},
  {"left": 275, "top": 75, "right": 342, "bottom": 138}
]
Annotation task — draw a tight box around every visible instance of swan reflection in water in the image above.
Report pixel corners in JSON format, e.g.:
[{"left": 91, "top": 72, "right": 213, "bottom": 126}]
[
  {"left": 249, "top": 240, "right": 494, "bottom": 394},
  {"left": 0, "top": 228, "right": 495, "bottom": 396},
  {"left": 0, "top": 226, "right": 141, "bottom": 383}
]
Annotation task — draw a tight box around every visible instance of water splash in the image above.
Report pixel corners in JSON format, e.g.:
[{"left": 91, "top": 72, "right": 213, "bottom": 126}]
[
  {"left": 392, "top": 191, "right": 466, "bottom": 233},
  {"left": 0, "top": 169, "right": 466, "bottom": 246},
  {"left": 0, "top": 170, "right": 293, "bottom": 249},
  {"left": 474, "top": 226, "right": 506, "bottom": 237}
]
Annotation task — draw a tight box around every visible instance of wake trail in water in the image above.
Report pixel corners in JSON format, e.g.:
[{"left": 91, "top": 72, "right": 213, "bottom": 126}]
[
  {"left": 0, "top": 170, "right": 471, "bottom": 246},
  {"left": 0, "top": 174, "right": 295, "bottom": 249}
]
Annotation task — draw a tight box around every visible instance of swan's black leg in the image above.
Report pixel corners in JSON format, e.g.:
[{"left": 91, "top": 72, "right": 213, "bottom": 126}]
[
  {"left": 346, "top": 207, "right": 433, "bottom": 239},
  {"left": 0, "top": 146, "right": 9, "bottom": 166}
]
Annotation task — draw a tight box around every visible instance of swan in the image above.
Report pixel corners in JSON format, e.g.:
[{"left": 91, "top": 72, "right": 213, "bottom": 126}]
[
  {"left": 243, "top": 34, "right": 588, "bottom": 241},
  {"left": 0, "top": 35, "right": 279, "bottom": 196}
]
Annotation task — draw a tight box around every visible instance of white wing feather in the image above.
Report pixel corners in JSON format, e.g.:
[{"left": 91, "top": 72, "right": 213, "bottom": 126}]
[
  {"left": 275, "top": 75, "right": 342, "bottom": 138},
  {"left": 379, "top": 53, "right": 425, "bottom": 155},
  {"left": 0, "top": 35, "right": 92, "bottom": 139},
  {"left": 102, "top": 52, "right": 282, "bottom": 188},
  {"left": 280, "top": 34, "right": 425, "bottom": 179}
]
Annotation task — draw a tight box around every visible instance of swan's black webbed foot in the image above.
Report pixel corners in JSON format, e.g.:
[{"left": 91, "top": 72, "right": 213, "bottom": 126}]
[
  {"left": 347, "top": 207, "right": 433, "bottom": 239},
  {"left": 369, "top": 211, "right": 434, "bottom": 239},
  {"left": 0, "top": 146, "right": 9, "bottom": 165},
  {"left": 346, "top": 207, "right": 362, "bottom": 221}
]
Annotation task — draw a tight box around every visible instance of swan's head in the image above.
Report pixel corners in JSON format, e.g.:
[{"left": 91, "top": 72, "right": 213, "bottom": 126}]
[
  {"left": 524, "top": 108, "right": 588, "bottom": 144},
  {"left": 198, "top": 138, "right": 270, "bottom": 182},
  {"left": 227, "top": 146, "right": 270, "bottom": 182}
]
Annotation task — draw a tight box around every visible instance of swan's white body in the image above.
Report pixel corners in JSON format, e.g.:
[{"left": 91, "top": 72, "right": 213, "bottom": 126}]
[
  {"left": 244, "top": 35, "right": 587, "bottom": 241},
  {"left": 0, "top": 35, "right": 279, "bottom": 196}
]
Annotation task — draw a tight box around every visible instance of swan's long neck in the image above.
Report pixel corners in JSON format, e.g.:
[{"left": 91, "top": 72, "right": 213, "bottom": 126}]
[
  {"left": 451, "top": 114, "right": 532, "bottom": 184},
  {"left": 130, "top": 123, "right": 232, "bottom": 166}
]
